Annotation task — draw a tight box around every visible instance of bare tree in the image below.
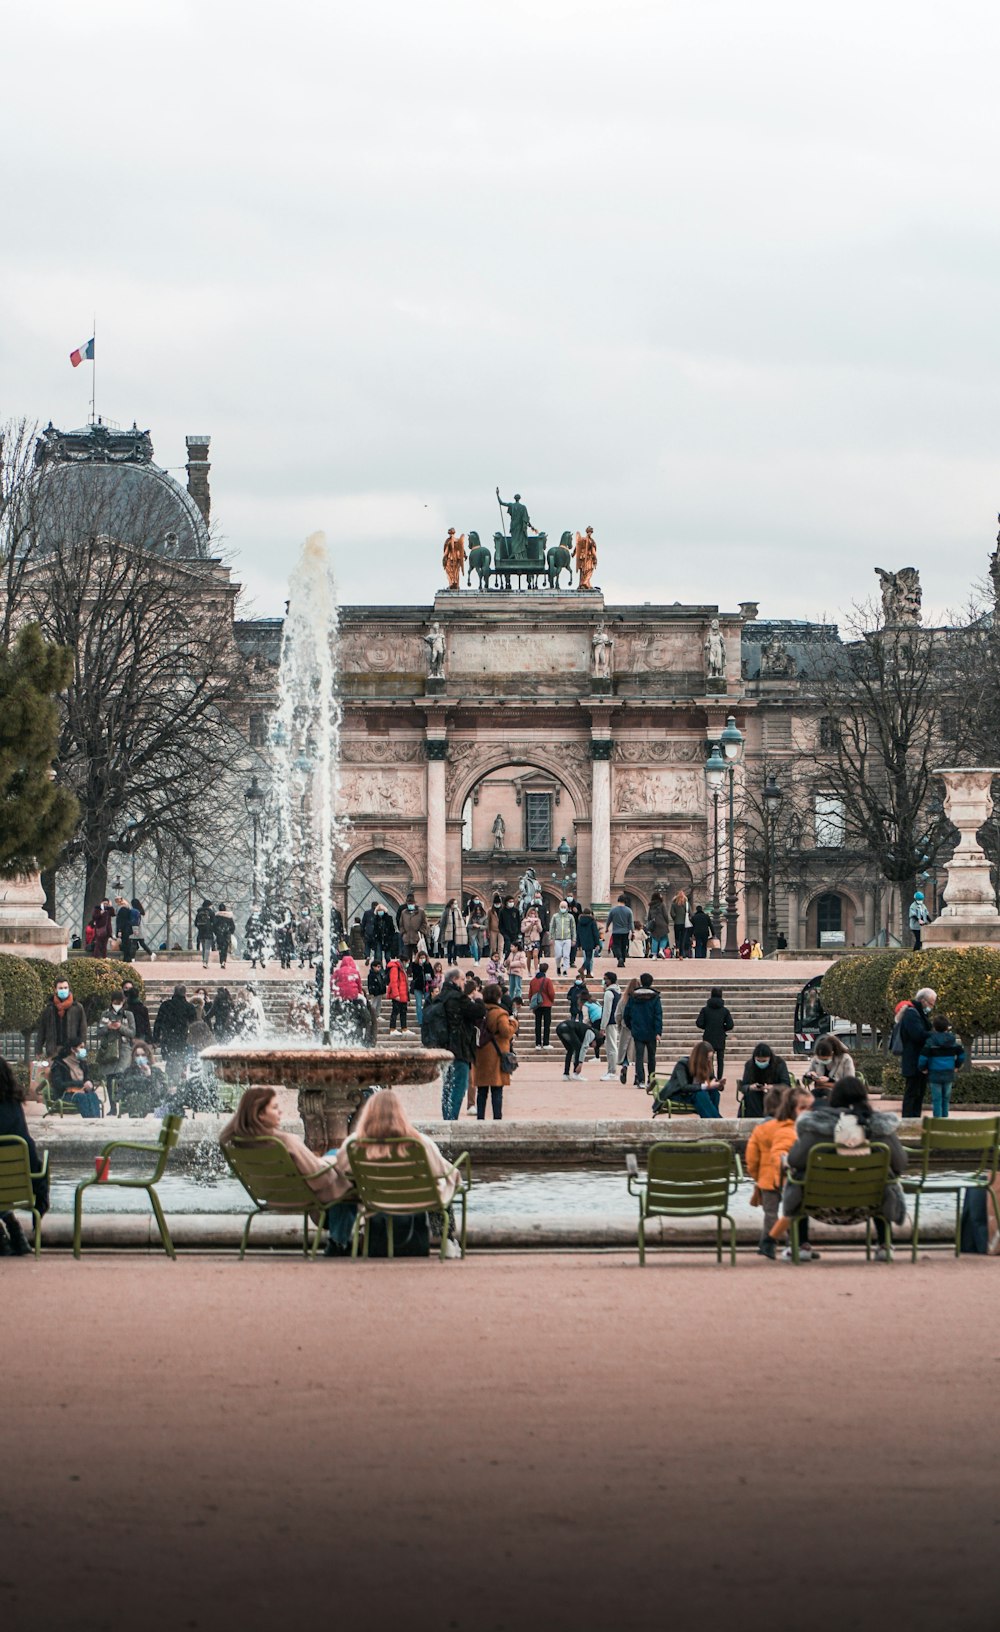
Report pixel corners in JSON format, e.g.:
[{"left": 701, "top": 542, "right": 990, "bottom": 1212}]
[
  {"left": 798, "top": 602, "right": 967, "bottom": 922},
  {"left": 9, "top": 460, "right": 249, "bottom": 929}
]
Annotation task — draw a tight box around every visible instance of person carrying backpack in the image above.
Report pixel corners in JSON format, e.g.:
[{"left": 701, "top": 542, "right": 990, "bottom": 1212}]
[
  {"left": 194, "top": 899, "right": 216, "bottom": 968},
  {"left": 599, "top": 971, "right": 622, "bottom": 1080},
  {"left": 918, "top": 1014, "right": 966, "bottom": 1117},
  {"left": 367, "top": 959, "right": 388, "bottom": 1021},
  {"left": 423, "top": 969, "right": 483, "bottom": 1121},
  {"left": 386, "top": 957, "right": 410, "bottom": 1034}
]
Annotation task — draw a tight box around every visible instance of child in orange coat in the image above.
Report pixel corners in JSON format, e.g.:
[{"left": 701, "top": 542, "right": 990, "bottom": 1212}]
[{"left": 746, "top": 1084, "right": 812, "bottom": 1259}]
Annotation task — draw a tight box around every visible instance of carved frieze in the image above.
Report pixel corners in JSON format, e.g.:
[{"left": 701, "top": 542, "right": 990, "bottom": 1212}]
[
  {"left": 338, "top": 770, "right": 424, "bottom": 818},
  {"left": 613, "top": 768, "right": 705, "bottom": 816},
  {"left": 339, "top": 631, "right": 426, "bottom": 672},
  {"left": 614, "top": 741, "right": 702, "bottom": 764},
  {"left": 341, "top": 740, "right": 425, "bottom": 764}
]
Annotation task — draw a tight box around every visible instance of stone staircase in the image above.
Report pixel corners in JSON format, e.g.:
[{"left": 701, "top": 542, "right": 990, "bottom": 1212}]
[{"left": 139, "top": 969, "right": 806, "bottom": 1060}]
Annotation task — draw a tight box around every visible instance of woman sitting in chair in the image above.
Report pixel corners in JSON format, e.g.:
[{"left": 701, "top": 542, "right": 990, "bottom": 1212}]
[
  {"left": 0, "top": 1056, "right": 49, "bottom": 1254},
  {"left": 653, "top": 1041, "right": 724, "bottom": 1119},
  {"left": 335, "top": 1089, "right": 463, "bottom": 1204},
  {"left": 51, "top": 1042, "right": 102, "bottom": 1117},
  {"left": 220, "top": 1086, "right": 358, "bottom": 1256}
]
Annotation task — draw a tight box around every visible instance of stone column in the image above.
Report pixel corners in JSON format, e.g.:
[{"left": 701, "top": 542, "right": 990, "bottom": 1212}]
[
  {"left": 425, "top": 738, "right": 448, "bottom": 913},
  {"left": 863, "top": 888, "right": 876, "bottom": 944},
  {"left": 590, "top": 739, "right": 612, "bottom": 913},
  {"left": 785, "top": 886, "right": 800, "bottom": 950}
]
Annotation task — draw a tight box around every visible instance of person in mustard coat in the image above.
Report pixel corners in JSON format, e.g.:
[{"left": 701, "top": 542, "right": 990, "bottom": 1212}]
[{"left": 474, "top": 983, "right": 517, "bottom": 1121}]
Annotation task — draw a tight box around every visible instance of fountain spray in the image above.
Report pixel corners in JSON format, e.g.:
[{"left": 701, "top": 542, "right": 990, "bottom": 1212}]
[{"left": 270, "top": 533, "right": 343, "bottom": 1043}]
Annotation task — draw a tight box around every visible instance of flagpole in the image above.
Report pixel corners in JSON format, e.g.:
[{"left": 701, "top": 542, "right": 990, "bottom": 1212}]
[{"left": 91, "top": 315, "right": 96, "bottom": 425}]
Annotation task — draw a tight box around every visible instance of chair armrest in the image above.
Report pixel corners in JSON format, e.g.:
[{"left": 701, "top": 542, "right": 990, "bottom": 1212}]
[
  {"left": 97, "top": 1138, "right": 166, "bottom": 1159},
  {"left": 730, "top": 1153, "right": 744, "bottom": 1190},
  {"left": 31, "top": 1150, "right": 50, "bottom": 1178},
  {"left": 453, "top": 1151, "right": 472, "bottom": 1189}
]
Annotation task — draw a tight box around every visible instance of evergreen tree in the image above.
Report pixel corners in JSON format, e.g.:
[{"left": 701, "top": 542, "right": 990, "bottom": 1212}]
[{"left": 0, "top": 623, "right": 78, "bottom": 878}]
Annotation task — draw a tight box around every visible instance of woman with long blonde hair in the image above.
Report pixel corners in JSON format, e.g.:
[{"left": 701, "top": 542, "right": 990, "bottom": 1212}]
[{"left": 335, "top": 1089, "right": 463, "bottom": 1204}]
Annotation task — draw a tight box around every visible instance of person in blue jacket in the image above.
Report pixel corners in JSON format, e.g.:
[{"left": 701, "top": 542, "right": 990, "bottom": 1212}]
[
  {"left": 622, "top": 972, "right": 663, "bottom": 1089},
  {"left": 918, "top": 1013, "right": 965, "bottom": 1117}
]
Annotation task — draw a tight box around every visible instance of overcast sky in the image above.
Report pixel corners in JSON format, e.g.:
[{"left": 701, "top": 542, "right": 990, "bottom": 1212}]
[{"left": 4, "top": 0, "right": 999, "bottom": 624}]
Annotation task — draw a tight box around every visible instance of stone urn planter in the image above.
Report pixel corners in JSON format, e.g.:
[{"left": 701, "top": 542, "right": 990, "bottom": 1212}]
[{"left": 923, "top": 767, "right": 1000, "bottom": 945}]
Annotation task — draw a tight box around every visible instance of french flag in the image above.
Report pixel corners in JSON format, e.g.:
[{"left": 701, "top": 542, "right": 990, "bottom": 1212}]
[{"left": 69, "top": 338, "right": 94, "bottom": 368}]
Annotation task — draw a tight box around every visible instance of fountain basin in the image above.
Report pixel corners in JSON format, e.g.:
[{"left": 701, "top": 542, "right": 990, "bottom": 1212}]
[{"left": 201, "top": 1043, "right": 453, "bottom": 1150}]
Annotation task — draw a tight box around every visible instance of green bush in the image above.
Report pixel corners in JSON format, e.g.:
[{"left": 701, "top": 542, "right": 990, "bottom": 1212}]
[
  {"left": 886, "top": 948, "right": 1000, "bottom": 1054},
  {"left": 51, "top": 958, "right": 146, "bottom": 1021},
  {"left": 820, "top": 952, "right": 908, "bottom": 1042},
  {"left": 882, "top": 1061, "right": 1000, "bottom": 1106},
  {"left": 853, "top": 1051, "right": 886, "bottom": 1087},
  {"left": 0, "top": 952, "right": 45, "bottom": 1032}
]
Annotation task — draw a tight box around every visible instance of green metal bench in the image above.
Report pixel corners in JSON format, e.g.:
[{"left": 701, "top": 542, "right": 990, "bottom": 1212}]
[
  {"left": 0, "top": 1135, "right": 49, "bottom": 1258},
  {"left": 72, "top": 1114, "right": 182, "bottom": 1259},
  {"left": 346, "top": 1136, "right": 471, "bottom": 1260},
  {"left": 222, "top": 1135, "right": 336, "bottom": 1259},
  {"left": 789, "top": 1142, "right": 894, "bottom": 1264},
  {"left": 627, "top": 1142, "right": 742, "bottom": 1265},
  {"left": 901, "top": 1115, "right": 1000, "bottom": 1262}
]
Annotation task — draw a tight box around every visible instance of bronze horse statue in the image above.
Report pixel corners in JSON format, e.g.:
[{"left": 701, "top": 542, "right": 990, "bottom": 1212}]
[
  {"left": 467, "top": 531, "right": 491, "bottom": 590},
  {"left": 546, "top": 531, "right": 574, "bottom": 589}
]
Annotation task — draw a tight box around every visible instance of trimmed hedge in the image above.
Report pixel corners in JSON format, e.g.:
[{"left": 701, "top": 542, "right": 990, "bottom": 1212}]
[
  {"left": 881, "top": 1061, "right": 1000, "bottom": 1106},
  {"left": 0, "top": 952, "right": 45, "bottom": 1032},
  {"left": 819, "top": 951, "right": 908, "bottom": 1042},
  {"left": 886, "top": 948, "right": 1000, "bottom": 1052},
  {"left": 51, "top": 958, "right": 147, "bottom": 1022}
]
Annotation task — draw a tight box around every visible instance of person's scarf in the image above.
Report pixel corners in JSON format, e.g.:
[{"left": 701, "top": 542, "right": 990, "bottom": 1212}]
[{"left": 53, "top": 992, "right": 74, "bottom": 1016}]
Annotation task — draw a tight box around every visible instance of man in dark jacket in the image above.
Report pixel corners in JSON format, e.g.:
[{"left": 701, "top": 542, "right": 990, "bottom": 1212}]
[
  {"left": 361, "top": 905, "right": 378, "bottom": 963},
  {"left": 605, "top": 896, "right": 634, "bottom": 968},
  {"left": 690, "top": 906, "right": 713, "bottom": 959},
  {"left": 899, "top": 988, "right": 936, "bottom": 1117},
  {"left": 622, "top": 972, "right": 663, "bottom": 1088},
  {"left": 697, "top": 987, "right": 735, "bottom": 1076},
  {"left": 121, "top": 978, "right": 152, "bottom": 1043},
  {"left": 153, "top": 985, "right": 197, "bottom": 1068},
  {"left": 115, "top": 896, "right": 135, "bottom": 961},
  {"left": 498, "top": 897, "right": 521, "bottom": 956},
  {"left": 428, "top": 969, "right": 483, "bottom": 1121},
  {"left": 575, "top": 908, "right": 602, "bottom": 976},
  {"left": 36, "top": 977, "right": 87, "bottom": 1060}
]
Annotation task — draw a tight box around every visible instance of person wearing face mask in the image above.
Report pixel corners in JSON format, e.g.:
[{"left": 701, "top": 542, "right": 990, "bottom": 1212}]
[
  {"left": 37, "top": 979, "right": 87, "bottom": 1061},
  {"left": 94, "top": 991, "right": 136, "bottom": 1109},
  {"left": 115, "top": 1042, "right": 168, "bottom": 1118},
  {"left": 121, "top": 979, "right": 152, "bottom": 1044},
  {"left": 737, "top": 1041, "right": 792, "bottom": 1118},
  {"left": 50, "top": 1042, "right": 102, "bottom": 1116}
]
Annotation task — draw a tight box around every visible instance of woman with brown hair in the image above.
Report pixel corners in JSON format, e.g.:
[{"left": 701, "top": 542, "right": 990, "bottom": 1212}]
[
  {"left": 653, "top": 1040, "right": 724, "bottom": 1118},
  {"left": 669, "top": 890, "right": 692, "bottom": 958},
  {"left": 474, "top": 983, "right": 517, "bottom": 1121},
  {"left": 220, "top": 1087, "right": 347, "bottom": 1205}
]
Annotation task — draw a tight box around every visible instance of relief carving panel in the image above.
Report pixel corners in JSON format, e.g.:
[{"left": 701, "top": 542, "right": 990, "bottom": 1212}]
[
  {"left": 613, "top": 768, "right": 705, "bottom": 816},
  {"left": 338, "top": 769, "right": 425, "bottom": 818}
]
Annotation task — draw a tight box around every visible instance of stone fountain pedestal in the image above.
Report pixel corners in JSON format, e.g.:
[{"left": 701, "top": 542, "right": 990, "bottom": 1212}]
[
  {"left": 201, "top": 1044, "right": 454, "bottom": 1151},
  {"left": 0, "top": 872, "right": 69, "bottom": 962},
  {"left": 924, "top": 767, "right": 1000, "bottom": 946}
]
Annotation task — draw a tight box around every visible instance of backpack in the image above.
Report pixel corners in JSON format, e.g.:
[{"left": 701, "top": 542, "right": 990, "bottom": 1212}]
[
  {"left": 420, "top": 997, "right": 451, "bottom": 1051},
  {"left": 368, "top": 966, "right": 388, "bottom": 996},
  {"left": 606, "top": 989, "right": 621, "bottom": 1025}
]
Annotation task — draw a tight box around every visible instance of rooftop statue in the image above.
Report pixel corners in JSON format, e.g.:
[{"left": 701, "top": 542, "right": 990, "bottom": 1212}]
[
  {"left": 442, "top": 528, "right": 466, "bottom": 590},
  {"left": 704, "top": 618, "right": 726, "bottom": 682},
  {"left": 875, "top": 566, "right": 921, "bottom": 626},
  {"left": 574, "top": 526, "right": 597, "bottom": 590}
]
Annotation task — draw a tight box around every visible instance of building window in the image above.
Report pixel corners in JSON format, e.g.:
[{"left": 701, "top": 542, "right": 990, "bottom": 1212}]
[
  {"left": 819, "top": 716, "right": 841, "bottom": 749},
  {"left": 817, "top": 892, "right": 844, "bottom": 944},
  {"left": 249, "top": 711, "right": 267, "bottom": 747},
  {"left": 524, "top": 793, "right": 552, "bottom": 852},
  {"left": 814, "top": 794, "right": 845, "bottom": 848}
]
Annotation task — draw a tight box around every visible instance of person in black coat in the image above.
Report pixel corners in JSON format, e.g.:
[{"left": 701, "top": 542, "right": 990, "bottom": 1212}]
[
  {"left": 0, "top": 1056, "right": 48, "bottom": 1254},
  {"left": 153, "top": 986, "right": 197, "bottom": 1064},
  {"left": 898, "top": 988, "right": 936, "bottom": 1118},
  {"left": 498, "top": 897, "right": 521, "bottom": 956},
  {"left": 115, "top": 897, "right": 135, "bottom": 961},
  {"left": 690, "top": 906, "right": 713, "bottom": 959},
  {"left": 121, "top": 978, "right": 152, "bottom": 1043},
  {"left": 575, "top": 909, "right": 602, "bottom": 976},
  {"left": 737, "top": 1041, "right": 791, "bottom": 1117},
  {"left": 696, "top": 987, "right": 734, "bottom": 1075}
]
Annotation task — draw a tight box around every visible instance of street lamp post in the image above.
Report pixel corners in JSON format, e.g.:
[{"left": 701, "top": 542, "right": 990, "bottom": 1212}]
[
  {"left": 550, "top": 836, "right": 577, "bottom": 899},
  {"left": 719, "top": 715, "right": 744, "bottom": 958},
  {"left": 704, "top": 745, "right": 726, "bottom": 941},
  {"left": 762, "top": 773, "right": 784, "bottom": 955},
  {"left": 244, "top": 774, "right": 266, "bottom": 904}
]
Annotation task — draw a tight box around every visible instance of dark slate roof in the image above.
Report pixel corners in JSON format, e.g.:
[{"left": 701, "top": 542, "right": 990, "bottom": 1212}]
[
  {"left": 26, "top": 421, "right": 210, "bottom": 560},
  {"left": 741, "top": 619, "right": 842, "bottom": 681}
]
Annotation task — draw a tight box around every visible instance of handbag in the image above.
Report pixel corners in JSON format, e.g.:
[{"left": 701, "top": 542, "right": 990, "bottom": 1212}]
[
  {"left": 528, "top": 990, "right": 544, "bottom": 1010},
  {"left": 490, "top": 1034, "right": 519, "bottom": 1074}
]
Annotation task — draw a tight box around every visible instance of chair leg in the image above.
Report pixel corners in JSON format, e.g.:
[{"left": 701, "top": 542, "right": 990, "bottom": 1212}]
[
  {"left": 790, "top": 1216, "right": 800, "bottom": 1264},
  {"left": 954, "top": 1190, "right": 962, "bottom": 1258},
  {"left": 988, "top": 1183, "right": 1000, "bottom": 1238},
  {"left": 32, "top": 1207, "right": 42, "bottom": 1258},
  {"left": 309, "top": 1213, "right": 323, "bottom": 1261},
  {"left": 239, "top": 1212, "right": 255, "bottom": 1260},
  {"left": 638, "top": 1208, "right": 645, "bottom": 1267},
  {"left": 148, "top": 1187, "right": 175, "bottom": 1260},
  {"left": 387, "top": 1215, "right": 394, "bottom": 1259},
  {"left": 715, "top": 1216, "right": 722, "bottom": 1265},
  {"left": 911, "top": 1192, "right": 922, "bottom": 1263},
  {"left": 865, "top": 1217, "right": 872, "bottom": 1261},
  {"left": 72, "top": 1180, "right": 91, "bottom": 1259},
  {"left": 438, "top": 1207, "right": 448, "bottom": 1261},
  {"left": 350, "top": 1212, "right": 362, "bottom": 1259},
  {"left": 459, "top": 1192, "right": 468, "bottom": 1259},
  {"left": 884, "top": 1219, "right": 893, "bottom": 1263},
  {"left": 727, "top": 1214, "right": 737, "bottom": 1267}
]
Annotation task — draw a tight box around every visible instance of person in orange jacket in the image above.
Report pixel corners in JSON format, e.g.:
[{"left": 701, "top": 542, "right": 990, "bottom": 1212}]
[
  {"left": 386, "top": 957, "right": 410, "bottom": 1034},
  {"left": 745, "top": 1083, "right": 813, "bottom": 1260}
]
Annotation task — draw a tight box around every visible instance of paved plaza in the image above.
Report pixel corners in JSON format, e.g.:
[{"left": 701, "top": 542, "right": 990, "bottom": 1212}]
[{"left": 5, "top": 1253, "right": 999, "bottom": 1632}]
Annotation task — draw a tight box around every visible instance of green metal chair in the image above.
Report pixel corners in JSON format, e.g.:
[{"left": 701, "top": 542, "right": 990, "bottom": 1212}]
[
  {"left": 42, "top": 1078, "right": 80, "bottom": 1117},
  {"left": 0, "top": 1135, "right": 49, "bottom": 1258},
  {"left": 626, "top": 1142, "right": 742, "bottom": 1265},
  {"left": 901, "top": 1115, "right": 1000, "bottom": 1262},
  {"left": 789, "top": 1142, "right": 894, "bottom": 1264},
  {"left": 72, "top": 1114, "right": 182, "bottom": 1259},
  {"left": 346, "top": 1137, "right": 472, "bottom": 1260},
  {"left": 650, "top": 1088, "right": 700, "bottom": 1120},
  {"left": 222, "top": 1135, "right": 335, "bottom": 1259}
]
